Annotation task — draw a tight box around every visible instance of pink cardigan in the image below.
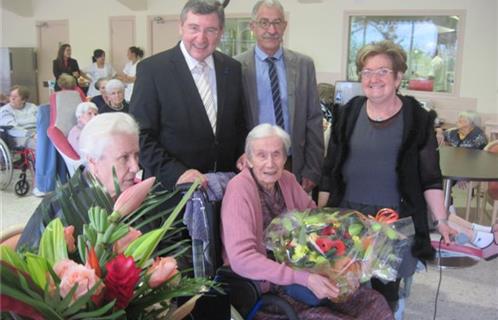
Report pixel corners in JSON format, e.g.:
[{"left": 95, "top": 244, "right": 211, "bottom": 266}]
[{"left": 221, "top": 168, "right": 316, "bottom": 290}]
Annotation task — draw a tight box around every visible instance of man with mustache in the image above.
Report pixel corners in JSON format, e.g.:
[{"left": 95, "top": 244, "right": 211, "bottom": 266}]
[
  {"left": 236, "top": 0, "right": 323, "bottom": 193},
  {"left": 130, "top": 0, "right": 246, "bottom": 191}
]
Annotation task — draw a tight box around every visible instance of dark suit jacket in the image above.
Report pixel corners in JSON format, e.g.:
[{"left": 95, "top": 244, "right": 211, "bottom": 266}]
[
  {"left": 130, "top": 44, "right": 247, "bottom": 190},
  {"left": 53, "top": 58, "right": 81, "bottom": 91}
]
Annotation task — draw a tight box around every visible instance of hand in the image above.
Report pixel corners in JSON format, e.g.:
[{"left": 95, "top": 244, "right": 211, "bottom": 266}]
[
  {"left": 437, "top": 222, "right": 457, "bottom": 245},
  {"left": 72, "top": 71, "right": 80, "bottom": 78},
  {"left": 317, "top": 191, "right": 330, "bottom": 208},
  {"left": 236, "top": 153, "right": 247, "bottom": 171},
  {"left": 307, "top": 273, "right": 339, "bottom": 300},
  {"left": 176, "top": 169, "right": 207, "bottom": 188},
  {"left": 301, "top": 177, "right": 316, "bottom": 193}
]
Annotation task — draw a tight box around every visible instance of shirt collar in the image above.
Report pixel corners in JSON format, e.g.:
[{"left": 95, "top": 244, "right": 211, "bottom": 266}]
[
  {"left": 255, "top": 45, "right": 283, "bottom": 62},
  {"left": 180, "top": 41, "right": 215, "bottom": 72}
]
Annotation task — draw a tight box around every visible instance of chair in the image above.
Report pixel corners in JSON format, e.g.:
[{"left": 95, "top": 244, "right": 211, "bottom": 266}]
[
  {"left": 46, "top": 90, "right": 84, "bottom": 176},
  {"left": 479, "top": 140, "right": 498, "bottom": 224}
]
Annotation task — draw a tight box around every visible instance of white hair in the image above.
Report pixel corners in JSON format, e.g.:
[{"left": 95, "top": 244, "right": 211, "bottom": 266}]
[
  {"left": 245, "top": 123, "right": 290, "bottom": 158},
  {"left": 458, "top": 110, "right": 481, "bottom": 128},
  {"left": 251, "top": 0, "right": 284, "bottom": 20},
  {"left": 105, "top": 79, "right": 125, "bottom": 94},
  {"left": 75, "top": 102, "right": 98, "bottom": 119},
  {"left": 79, "top": 112, "right": 139, "bottom": 161}
]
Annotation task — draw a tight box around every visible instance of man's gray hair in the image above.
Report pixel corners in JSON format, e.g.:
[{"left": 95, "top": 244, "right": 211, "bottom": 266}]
[
  {"left": 251, "top": 0, "right": 284, "bottom": 21},
  {"left": 245, "top": 123, "right": 290, "bottom": 158},
  {"left": 458, "top": 110, "right": 482, "bottom": 128},
  {"left": 79, "top": 112, "right": 139, "bottom": 161},
  {"left": 180, "top": 0, "right": 225, "bottom": 29},
  {"left": 105, "top": 79, "right": 125, "bottom": 94},
  {"left": 75, "top": 102, "right": 98, "bottom": 119}
]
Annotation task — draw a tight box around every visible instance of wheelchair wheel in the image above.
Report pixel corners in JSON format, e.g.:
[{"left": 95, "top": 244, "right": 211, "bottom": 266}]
[
  {"left": 0, "top": 138, "right": 13, "bottom": 190},
  {"left": 14, "top": 173, "right": 30, "bottom": 196}
]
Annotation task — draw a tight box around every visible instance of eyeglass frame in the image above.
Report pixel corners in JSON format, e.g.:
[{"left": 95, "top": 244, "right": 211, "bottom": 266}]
[
  {"left": 254, "top": 18, "right": 286, "bottom": 30},
  {"left": 184, "top": 24, "right": 221, "bottom": 37},
  {"left": 359, "top": 67, "right": 394, "bottom": 79}
]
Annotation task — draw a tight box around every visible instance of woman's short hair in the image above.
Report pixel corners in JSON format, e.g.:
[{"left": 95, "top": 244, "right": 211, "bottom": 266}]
[
  {"left": 129, "top": 46, "right": 144, "bottom": 59},
  {"left": 10, "top": 85, "right": 30, "bottom": 101},
  {"left": 356, "top": 40, "right": 408, "bottom": 76},
  {"left": 105, "top": 79, "right": 125, "bottom": 93},
  {"left": 245, "top": 123, "right": 291, "bottom": 157},
  {"left": 180, "top": 0, "right": 225, "bottom": 29},
  {"left": 458, "top": 110, "right": 482, "bottom": 128},
  {"left": 57, "top": 73, "right": 77, "bottom": 90},
  {"left": 79, "top": 112, "right": 139, "bottom": 161},
  {"left": 251, "top": 0, "right": 284, "bottom": 20},
  {"left": 75, "top": 102, "right": 98, "bottom": 119},
  {"left": 94, "top": 77, "right": 109, "bottom": 90}
]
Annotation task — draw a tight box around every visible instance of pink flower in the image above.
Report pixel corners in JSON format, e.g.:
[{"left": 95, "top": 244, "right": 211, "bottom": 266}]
[
  {"left": 64, "top": 225, "right": 76, "bottom": 253},
  {"left": 113, "top": 227, "right": 142, "bottom": 254},
  {"left": 146, "top": 257, "right": 179, "bottom": 288},
  {"left": 104, "top": 254, "right": 140, "bottom": 309},
  {"left": 112, "top": 177, "right": 156, "bottom": 220},
  {"left": 54, "top": 259, "right": 103, "bottom": 302}
]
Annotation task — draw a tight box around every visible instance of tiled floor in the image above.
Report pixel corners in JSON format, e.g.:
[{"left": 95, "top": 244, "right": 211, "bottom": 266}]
[{"left": 1, "top": 173, "right": 497, "bottom": 319}]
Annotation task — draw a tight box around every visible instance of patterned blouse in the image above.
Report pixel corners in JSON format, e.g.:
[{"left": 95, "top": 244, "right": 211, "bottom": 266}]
[{"left": 444, "top": 126, "right": 488, "bottom": 149}]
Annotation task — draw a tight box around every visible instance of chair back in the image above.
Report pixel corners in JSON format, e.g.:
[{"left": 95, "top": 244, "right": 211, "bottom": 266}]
[
  {"left": 484, "top": 140, "right": 498, "bottom": 196},
  {"left": 47, "top": 90, "right": 84, "bottom": 176}
]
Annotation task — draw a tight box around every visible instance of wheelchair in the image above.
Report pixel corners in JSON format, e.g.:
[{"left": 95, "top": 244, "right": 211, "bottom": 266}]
[
  {"left": 0, "top": 127, "right": 35, "bottom": 196},
  {"left": 181, "top": 183, "right": 299, "bottom": 320}
]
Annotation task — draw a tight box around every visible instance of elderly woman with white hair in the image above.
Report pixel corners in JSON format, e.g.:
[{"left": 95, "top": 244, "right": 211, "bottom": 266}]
[
  {"left": 221, "top": 123, "right": 393, "bottom": 319},
  {"left": 99, "top": 79, "right": 128, "bottom": 113},
  {"left": 442, "top": 110, "right": 488, "bottom": 149},
  {"left": 67, "top": 101, "right": 98, "bottom": 155},
  {"left": 17, "top": 112, "right": 140, "bottom": 251}
]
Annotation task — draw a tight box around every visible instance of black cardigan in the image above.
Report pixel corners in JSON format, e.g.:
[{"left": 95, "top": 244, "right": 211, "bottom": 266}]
[{"left": 320, "top": 95, "right": 441, "bottom": 260}]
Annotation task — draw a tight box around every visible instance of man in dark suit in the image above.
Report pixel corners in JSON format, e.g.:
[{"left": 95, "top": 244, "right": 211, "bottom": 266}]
[
  {"left": 130, "top": 0, "right": 246, "bottom": 191},
  {"left": 236, "top": 0, "right": 323, "bottom": 193}
]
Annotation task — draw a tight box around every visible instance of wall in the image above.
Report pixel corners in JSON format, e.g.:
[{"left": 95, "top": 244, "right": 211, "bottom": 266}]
[{"left": 1, "top": 0, "right": 497, "bottom": 120}]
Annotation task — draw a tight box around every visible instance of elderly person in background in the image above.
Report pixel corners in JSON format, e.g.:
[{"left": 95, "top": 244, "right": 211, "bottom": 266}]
[
  {"left": 17, "top": 112, "right": 140, "bottom": 251},
  {"left": 222, "top": 124, "right": 393, "bottom": 319},
  {"left": 99, "top": 79, "right": 128, "bottom": 113},
  {"left": 90, "top": 77, "right": 111, "bottom": 111},
  {"left": 67, "top": 102, "right": 98, "bottom": 155},
  {"left": 442, "top": 111, "right": 488, "bottom": 149},
  {"left": 0, "top": 85, "right": 38, "bottom": 150},
  {"left": 318, "top": 40, "right": 456, "bottom": 314},
  {"left": 55, "top": 73, "right": 87, "bottom": 101}
]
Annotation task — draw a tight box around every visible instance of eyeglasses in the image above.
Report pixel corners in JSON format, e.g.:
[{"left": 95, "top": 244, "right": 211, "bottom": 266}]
[
  {"left": 359, "top": 68, "right": 393, "bottom": 79},
  {"left": 185, "top": 24, "right": 220, "bottom": 37},
  {"left": 255, "top": 19, "right": 285, "bottom": 30}
]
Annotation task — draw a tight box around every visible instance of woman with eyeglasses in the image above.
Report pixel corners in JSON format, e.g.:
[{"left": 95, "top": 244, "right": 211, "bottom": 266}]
[{"left": 318, "top": 40, "right": 456, "bottom": 315}]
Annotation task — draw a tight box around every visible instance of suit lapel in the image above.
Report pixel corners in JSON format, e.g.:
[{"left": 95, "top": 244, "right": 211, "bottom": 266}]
[{"left": 283, "top": 49, "right": 297, "bottom": 131}]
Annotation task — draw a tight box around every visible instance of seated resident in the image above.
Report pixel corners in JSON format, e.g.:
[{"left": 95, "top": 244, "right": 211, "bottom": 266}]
[
  {"left": 442, "top": 111, "right": 488, "bottom": 149},
  {"left": 67, "top": 102, "right": 98, "bottom": 155},
  {"left": 221, "top": 124, "right": 393, "bottom": 319},
  {"left": 17, "top": 112, "right": 140, "bottom": 251},
  {"left": 99, "top": 79, "right": 128, "bottom": 113},
  {"left": 0, "top": 85, "right": 38, "bottom": 150},
  {"left": 90, "top": 77, "right": 111, "bottom": 111}
]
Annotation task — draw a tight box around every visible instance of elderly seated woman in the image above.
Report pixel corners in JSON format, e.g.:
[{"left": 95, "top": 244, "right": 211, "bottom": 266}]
[
  {"left": 90, "top": 77, "right": 111, "bottom": 111},
  {"left": 99, "top": 79, "right": 128, "bottom": 113},
  {"left": 441, "top": 110, "right": 488, "bottom": 149},
  {"left": 221, "top": 124, "right": 393, "bottom": 319},
  {"left": 0, "top": 85, "right": 38, "bottom": 150},
  {"left": 67, "top": 101, "right": 98, "bottom": 155},
  {"left": 17, "top": 112, "right": 140, "bottom": 251}
]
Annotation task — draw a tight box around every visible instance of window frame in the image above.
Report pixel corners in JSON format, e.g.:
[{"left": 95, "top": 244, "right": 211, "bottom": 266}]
[{"left": 342, "top": 10, "right": 466, "bottom": 97}]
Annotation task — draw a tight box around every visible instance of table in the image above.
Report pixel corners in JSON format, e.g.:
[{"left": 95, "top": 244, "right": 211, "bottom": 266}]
[{"left": 439, "top": 146, "right": 498, "bottom": 209}]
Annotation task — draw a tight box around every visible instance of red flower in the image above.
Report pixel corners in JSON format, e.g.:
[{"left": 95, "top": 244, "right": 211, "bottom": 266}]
[
  {"left": 316, "top": 238, "right": 346, "bottom": 256},
  {"left": 1, "top": 295, "right": 44, "bottom": 320},
  {"left": 320, "top": 226, "right": 336, "bottom": 236},
  {"left": 104, "top": 254, "right": 140, "bottom": 309},
  {"left": 86, "top": 246, "right": 102, "bottom": 278}
]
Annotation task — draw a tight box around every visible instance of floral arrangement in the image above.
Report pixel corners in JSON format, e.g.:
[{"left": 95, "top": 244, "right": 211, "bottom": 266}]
[
  {"left": 265, "top": 208, "right": 412, "bottom": 303},
  {"left": 0, "top": 177, "right": 213, "bottom": 319}
]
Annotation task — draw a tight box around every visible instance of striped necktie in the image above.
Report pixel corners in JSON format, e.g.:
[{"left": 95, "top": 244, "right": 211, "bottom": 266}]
[
  {"left": 265, "top": 57, "right": 284, "bottom": 129},
  {"left": 195, "top": 61, "right": 217, "bottom": 134}
]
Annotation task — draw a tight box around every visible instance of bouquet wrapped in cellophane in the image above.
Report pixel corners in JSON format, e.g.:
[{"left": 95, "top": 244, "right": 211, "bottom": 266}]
[
  {"left": 1, "top": 175, "right": 214, "bottom": 320},
  {"left": 265, "top": 208, "right": 414, "bottom": 303}
]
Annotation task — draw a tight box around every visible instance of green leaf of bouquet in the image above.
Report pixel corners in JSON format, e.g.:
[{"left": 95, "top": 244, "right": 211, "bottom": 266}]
[
  {"left": 133, "top": 206, "right": 174, "bottom": 230},
  {"left": 62, "top": 280, "right": 103, "bottom": 316},
  {"left": 38, "top": 219, "right": 68, "bottom": 265},
  {"left": 112, "top": 166, "right": 121, "bottom": 197},
  {"left": 124, "top": 228, "right": 166, "bottom": 267},
  {"left": 2, "top": 285, "right": 64, "bottom": 320},
  {"left": 24, "top": 253, "right": 49, "bottom": 289},
  {"left": 161, "top": 180, "right": 199, "bottom": 232},
  {"left": 124, "top": 189, "right": 179, "bottom": 226},
  {"left": 67, "top": 300, "right": 119, "bottom": 319},
  {"left": 108, "top": 223, "right": 130, "bottom": 243},
  {"left": 0, "top": 245, "right": 27, "bottom": 272}
]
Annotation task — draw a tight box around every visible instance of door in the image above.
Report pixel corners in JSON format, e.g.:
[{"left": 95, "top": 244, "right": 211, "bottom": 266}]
[
  {"left": 148, "top": 16, "right": 181, "bottom": 55},
  {"left": 36, "top": 20, "right": 69, "bottom": 104},
  {"left": 110, "top": 16, "right": 136, "bottom": 74}
]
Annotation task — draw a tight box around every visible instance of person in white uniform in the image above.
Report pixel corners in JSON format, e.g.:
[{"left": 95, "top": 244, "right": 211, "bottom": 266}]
[
  {"left": 84, "top": 49, "right": 116, "bottom": 98},
  {"left": 119, "top": 46, "right": 144, "bottom": 102}
]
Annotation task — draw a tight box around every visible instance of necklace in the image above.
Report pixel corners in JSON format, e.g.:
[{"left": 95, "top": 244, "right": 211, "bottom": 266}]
[{"left": 367, "top": 97, "right": 400, "bottom": 121}]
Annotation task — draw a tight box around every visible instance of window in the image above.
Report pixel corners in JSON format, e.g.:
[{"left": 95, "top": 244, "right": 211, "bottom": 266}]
[
  {"left": 346, "top": 12, "right": 464, "bottom": 94},
  {"left": 218, "top": 18, "right": 256, "bottom": 57}
]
